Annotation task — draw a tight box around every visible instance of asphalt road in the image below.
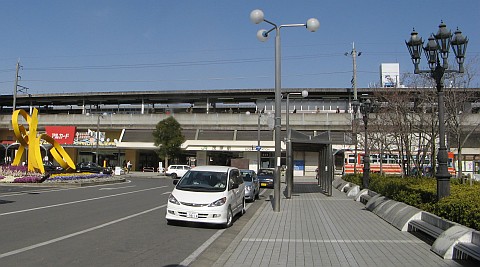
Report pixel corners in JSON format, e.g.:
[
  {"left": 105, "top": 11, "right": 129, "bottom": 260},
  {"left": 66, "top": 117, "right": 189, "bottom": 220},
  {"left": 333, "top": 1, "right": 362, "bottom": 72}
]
[{"left": 0, "top": 177, "right": 268, "bottom": 266}]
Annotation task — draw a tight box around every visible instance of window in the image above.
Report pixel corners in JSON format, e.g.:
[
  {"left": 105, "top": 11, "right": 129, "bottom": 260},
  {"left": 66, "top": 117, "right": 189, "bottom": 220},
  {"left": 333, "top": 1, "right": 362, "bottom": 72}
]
[
  {"left": 229, "top": 169, "right": 243, "bottom": 190},
  {"left": 348, "top": 154, "right": 356, "bottom": 164}
]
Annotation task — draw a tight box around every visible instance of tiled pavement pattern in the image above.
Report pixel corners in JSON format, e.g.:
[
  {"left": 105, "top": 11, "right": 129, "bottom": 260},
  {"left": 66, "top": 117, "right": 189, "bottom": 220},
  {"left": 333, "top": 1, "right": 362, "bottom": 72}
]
[{"left": 212, "top": 177, "right": 474, "bottom": 267}]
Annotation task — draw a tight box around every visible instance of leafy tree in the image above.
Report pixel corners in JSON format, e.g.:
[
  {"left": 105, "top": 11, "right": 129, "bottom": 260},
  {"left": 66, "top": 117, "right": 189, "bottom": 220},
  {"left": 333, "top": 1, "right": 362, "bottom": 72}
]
[{"left": 152, "top": 116, "right": 185, "bottom": 167}]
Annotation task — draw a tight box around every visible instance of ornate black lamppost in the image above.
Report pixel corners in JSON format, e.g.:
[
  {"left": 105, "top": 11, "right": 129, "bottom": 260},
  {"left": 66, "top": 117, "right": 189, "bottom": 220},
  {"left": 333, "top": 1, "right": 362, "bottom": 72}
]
[
  {"left": 352, "top": 100, "right": 360, "bottom": 174},
  {"left": 359, "top": 99, "right": 371, "bottom": 188},
  {"left": 406, "top": 21, "right": 468, "bottom": 200}
]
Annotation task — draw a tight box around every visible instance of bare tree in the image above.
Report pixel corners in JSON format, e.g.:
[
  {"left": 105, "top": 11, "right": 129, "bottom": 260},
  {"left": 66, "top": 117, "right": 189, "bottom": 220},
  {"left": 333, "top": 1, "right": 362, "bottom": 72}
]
[
  {"left": 369, "top": 71, "right": 446, "bottom": 177},
  {"left": 444, "top": 56, "right": 480, "bottom": 183},
  {"left": 382, "top": 56, "right": 480, "bottom": 180}
]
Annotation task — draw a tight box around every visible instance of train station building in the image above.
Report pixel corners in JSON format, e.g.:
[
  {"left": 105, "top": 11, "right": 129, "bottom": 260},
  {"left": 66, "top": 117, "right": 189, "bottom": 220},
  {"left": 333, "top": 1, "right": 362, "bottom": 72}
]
[{"left": 1, "top": 87, "right": 479, "bottom": 177}]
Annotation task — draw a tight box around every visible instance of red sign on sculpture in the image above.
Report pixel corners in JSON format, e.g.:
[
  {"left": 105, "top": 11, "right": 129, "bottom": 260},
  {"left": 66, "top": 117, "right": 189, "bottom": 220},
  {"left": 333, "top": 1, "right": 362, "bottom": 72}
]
[{"left": 45, "top": 126, "right": 76, "bottom": 144}]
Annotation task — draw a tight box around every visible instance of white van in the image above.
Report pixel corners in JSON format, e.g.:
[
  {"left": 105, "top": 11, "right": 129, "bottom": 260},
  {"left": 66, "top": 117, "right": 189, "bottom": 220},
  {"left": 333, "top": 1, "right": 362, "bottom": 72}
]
[{"left": 166, "top": 166, "right": 245, "bottom": 228}]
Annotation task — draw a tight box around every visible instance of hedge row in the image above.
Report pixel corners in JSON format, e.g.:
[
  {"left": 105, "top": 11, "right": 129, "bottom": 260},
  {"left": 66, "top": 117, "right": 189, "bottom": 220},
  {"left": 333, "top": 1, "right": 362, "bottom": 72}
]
[{"left": 343, "top": 174, "right": 480, "bottom": 231}]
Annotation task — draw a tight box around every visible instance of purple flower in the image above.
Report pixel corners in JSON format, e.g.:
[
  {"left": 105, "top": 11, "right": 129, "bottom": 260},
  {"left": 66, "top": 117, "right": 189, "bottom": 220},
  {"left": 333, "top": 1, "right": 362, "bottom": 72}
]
[
  {"left": 13, "top": 176, "right": 42, "bottom": 183},
  {"left": 1, "top": 165, "right": 28, "bottom": 172},
  {"left": 47, "top": 173, "right": 111, "bottom": 181}
]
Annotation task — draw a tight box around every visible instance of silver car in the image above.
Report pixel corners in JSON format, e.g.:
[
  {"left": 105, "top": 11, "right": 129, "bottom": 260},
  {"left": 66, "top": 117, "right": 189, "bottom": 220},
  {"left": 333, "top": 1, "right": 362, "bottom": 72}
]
[{"left": 240, "top": 170, "right": 260, "bottom": 202}]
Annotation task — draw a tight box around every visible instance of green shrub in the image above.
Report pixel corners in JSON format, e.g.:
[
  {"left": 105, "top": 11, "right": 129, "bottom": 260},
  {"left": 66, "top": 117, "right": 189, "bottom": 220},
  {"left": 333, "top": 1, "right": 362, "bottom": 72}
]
[{"left": 341, "top": 174, "right": 480, "bottom": 231}]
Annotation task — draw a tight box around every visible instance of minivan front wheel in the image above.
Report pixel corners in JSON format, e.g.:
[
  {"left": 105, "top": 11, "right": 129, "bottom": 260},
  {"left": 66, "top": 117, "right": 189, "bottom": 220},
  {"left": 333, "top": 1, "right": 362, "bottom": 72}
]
[{"left": 224, "top": 206, "right": 233, "bottom": 228}]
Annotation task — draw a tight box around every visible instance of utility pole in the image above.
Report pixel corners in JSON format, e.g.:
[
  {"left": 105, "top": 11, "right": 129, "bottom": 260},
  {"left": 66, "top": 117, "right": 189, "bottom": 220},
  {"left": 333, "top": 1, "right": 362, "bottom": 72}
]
[
  {"left": 12, "top": 60, "right": 20, "bottom": 111},
  {"left": 351, "top": 42, "right": 359, "bottom": 101},
  {"left": 345, "top": 42, "right": 361, "bottom": 100},
  {"left": 346, "top": 43, "right": 361, "bottom": 174}
]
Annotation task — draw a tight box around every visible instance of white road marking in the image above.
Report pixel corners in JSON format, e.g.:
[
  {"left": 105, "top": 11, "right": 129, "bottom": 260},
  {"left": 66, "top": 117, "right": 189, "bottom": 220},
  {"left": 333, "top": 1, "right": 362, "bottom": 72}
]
[
  {"left": 180, "top": 188, "right": 266, "bottom": 266},
  {"left": 242, "top": 238, "right": 424, "bottom": 244},
  {"left": 0, "top": 186, "right": 167, "bottom": 217},
  {"left": 180, "top": 229, "right": 226, "bottom": 266},
  {"left": 99, "top": 185, "right": 136, "bottom": 190},
  {"left": 0, "top": 205, "right": 166, "bottom": 259},
  {"left": 0, "top": 179, "right": 133, "bottom": 197}
]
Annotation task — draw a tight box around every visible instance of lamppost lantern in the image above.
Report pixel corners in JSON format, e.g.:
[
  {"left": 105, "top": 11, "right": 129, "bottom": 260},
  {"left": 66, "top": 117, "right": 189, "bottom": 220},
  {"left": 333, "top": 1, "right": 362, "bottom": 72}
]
[
  {"left": 434, "top": 21, "right": 451, "bottom": 64},
  {"left": 306, "top": 18, "right": 320, "bottom": 32},
  {"left": 250, "top": 9, "right": 264, "bottom": 24},
  {"left": 301, "top": 90, "right": 309, "bottom": 98},
  {"left": 406, "top": 28, "right": 423, "bottom": 74},
  {"left": 451, "top": 27, "right": 468, "bottom": 73},
  {"left": 256, "top": 29, "right": 269, "bottom": 42},
  {"left": 250, "top": 9, "right": 319, "bottom": 211},
  {"left": 360, "top": 99, "right": 371, "bottom": 116},
  {"left": 352, "top": 100, "right": 359, "bottom": 114},
  {"left": 424, "top": 35, "right": 440, "bottom": 71},
  {"left": 405, "top": 21, "right": 468, "bottom": 200}
]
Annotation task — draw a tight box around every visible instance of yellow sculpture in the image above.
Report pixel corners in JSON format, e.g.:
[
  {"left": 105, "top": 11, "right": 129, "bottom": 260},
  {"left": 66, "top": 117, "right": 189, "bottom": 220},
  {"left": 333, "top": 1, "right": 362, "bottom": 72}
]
[{"left": 11, "top": 108, "right": 76, "bottom": 174}]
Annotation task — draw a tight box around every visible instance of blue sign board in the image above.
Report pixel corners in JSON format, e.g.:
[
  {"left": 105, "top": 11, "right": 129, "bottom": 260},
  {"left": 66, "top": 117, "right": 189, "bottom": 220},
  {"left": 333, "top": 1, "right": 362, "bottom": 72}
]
[{"left": 294, "top": 160, "right": 305, "bottom": 171}]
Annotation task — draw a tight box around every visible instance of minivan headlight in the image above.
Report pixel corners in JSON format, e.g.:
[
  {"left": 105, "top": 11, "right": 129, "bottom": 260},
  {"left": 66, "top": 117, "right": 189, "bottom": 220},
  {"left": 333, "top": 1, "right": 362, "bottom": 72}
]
[
  {"left": 208, "top": 197, "right": 226, "bottom": 207},
  {"left": 168, "top": 194, "right": 180, "bottom": 205}
]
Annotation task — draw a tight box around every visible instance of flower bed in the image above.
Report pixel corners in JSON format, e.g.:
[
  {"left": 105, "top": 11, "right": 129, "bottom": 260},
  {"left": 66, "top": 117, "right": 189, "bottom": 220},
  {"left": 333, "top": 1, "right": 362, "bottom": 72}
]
[
  {"left": 45, "top": 172, "right": 114, "bottom": 183},
  {"left": 0, "top": 165, "right": 44, "bottom": 183},
  {"left": 0, "top": 165, "right": 113, "bottom": 184}
]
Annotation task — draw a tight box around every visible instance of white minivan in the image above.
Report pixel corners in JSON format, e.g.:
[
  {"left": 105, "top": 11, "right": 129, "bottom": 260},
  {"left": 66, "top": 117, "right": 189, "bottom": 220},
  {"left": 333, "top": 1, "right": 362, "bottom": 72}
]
[{"left": 166, "top": 166, "right": 245, "bottom": 228}]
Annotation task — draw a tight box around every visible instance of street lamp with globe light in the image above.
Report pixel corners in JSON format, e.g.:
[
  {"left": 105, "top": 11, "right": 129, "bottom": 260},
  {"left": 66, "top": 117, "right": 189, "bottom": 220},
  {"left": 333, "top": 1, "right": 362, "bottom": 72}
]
[
  {"left": 250, "top": 9, "right": 319, "bottom": 211},
  {"left": 285, "top": 90, "right": 308, "bottom": 199}
]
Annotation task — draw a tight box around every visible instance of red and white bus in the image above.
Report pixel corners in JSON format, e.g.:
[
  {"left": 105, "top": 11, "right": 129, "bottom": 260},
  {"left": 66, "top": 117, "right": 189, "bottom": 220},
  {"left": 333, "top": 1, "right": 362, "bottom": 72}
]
[{"left": 343, "top": 150, "right": 456, "bottom": 175}]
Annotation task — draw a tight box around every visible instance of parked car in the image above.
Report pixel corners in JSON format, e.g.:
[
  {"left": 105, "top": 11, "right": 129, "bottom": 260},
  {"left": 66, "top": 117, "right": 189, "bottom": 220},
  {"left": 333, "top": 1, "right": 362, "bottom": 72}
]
[
  {"left": 43, "top": 161, "right": 64, "bottom": 173},
  {"left": 257, "top": 168, "right": 275, "bottom": 188},
  {"left": 240, "top": 169, "right": 259, "bottom": 202},
  {"left": 76, "top": 162, "right": 112, "bottom": 174},
  {"left": 166, "top": 165, "right": 245, "bottom": 228},
  {"left": 166, "top": 164, "right": 191, "bottom": 179}
]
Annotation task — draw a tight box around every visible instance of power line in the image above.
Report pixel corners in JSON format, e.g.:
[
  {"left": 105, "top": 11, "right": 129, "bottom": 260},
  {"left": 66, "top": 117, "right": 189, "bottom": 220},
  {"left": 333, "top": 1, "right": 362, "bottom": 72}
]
[
  {"left": 0, "top": 70, "right": 355, "bottom": 86},
  {"left": 22, "top": 53, "right": 345, "bottom": 72}
]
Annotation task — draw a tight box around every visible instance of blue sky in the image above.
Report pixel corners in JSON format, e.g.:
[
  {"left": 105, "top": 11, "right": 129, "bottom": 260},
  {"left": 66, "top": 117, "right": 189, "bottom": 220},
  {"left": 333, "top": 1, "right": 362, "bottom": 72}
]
[{"left": 0, "top": 0, "right": 478, "bottom": 94}]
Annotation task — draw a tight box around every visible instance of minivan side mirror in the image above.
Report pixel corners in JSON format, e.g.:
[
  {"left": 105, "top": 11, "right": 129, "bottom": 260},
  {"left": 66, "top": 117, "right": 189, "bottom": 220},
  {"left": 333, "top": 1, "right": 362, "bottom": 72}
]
[
  {"left": 173, "top": 179, "right": 178, "bottom": 185},
  {"left": 230, "top": 183, "right": 239, "bottom": 190}
]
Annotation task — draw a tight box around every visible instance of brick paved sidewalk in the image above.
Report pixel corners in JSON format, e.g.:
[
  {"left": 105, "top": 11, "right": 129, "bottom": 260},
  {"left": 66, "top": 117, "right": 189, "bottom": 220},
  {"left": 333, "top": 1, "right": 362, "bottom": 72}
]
[{"left": 212, "top": 178, "right": 473, "bottom": 267}]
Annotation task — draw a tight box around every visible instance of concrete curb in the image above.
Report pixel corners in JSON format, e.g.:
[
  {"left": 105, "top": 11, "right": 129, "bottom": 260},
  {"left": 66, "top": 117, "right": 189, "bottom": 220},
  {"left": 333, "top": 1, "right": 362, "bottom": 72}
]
[{"left": 334, "top": 177, "right": 480, "bottom": 260}]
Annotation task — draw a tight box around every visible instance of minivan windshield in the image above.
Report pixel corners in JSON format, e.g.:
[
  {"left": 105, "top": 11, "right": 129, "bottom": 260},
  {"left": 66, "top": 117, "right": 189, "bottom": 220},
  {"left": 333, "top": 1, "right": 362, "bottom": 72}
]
[
  {"left": 176, "top": 170, "right": 228, "bottom": 192},
  {"left": 240, "top": 171, "right": 253, "bottom": 182},
  {"left": 258, "top": 169, "right": 274, "bottom": 176}
]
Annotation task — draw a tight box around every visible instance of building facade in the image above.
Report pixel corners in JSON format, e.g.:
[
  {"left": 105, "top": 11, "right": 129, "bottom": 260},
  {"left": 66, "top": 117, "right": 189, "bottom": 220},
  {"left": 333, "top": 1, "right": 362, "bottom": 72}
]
[{"left": 1, "top": 88, "right": 479, "bottom": 177}]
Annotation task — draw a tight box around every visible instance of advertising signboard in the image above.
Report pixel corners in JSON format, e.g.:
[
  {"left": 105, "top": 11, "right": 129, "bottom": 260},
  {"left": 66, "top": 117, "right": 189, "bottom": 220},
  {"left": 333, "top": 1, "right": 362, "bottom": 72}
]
[{"left": 45, "top": 126, "right": 76, "bottom": 144}]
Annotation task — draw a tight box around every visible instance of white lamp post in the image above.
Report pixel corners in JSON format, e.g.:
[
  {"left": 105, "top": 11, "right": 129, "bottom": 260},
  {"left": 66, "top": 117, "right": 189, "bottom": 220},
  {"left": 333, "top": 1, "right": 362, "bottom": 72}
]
[
  {"left": 285, "top": 90, "right": 308, "bottom": 198},
  {"left": 88, "top": 112, "right": 108, "bottom": 165},
  {"left": 250, "top": 9, "right": 319, "bottom": 211}
]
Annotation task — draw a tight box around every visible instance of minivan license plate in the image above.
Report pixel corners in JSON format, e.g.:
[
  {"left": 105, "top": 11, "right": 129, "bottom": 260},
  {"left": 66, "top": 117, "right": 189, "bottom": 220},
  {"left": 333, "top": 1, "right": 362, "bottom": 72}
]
[
  {"left": 261, "top": 183, "right": 267, "bottom": 187},
  {"left": 187, "top": 211, "right": 198, "bottom": 218}
]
